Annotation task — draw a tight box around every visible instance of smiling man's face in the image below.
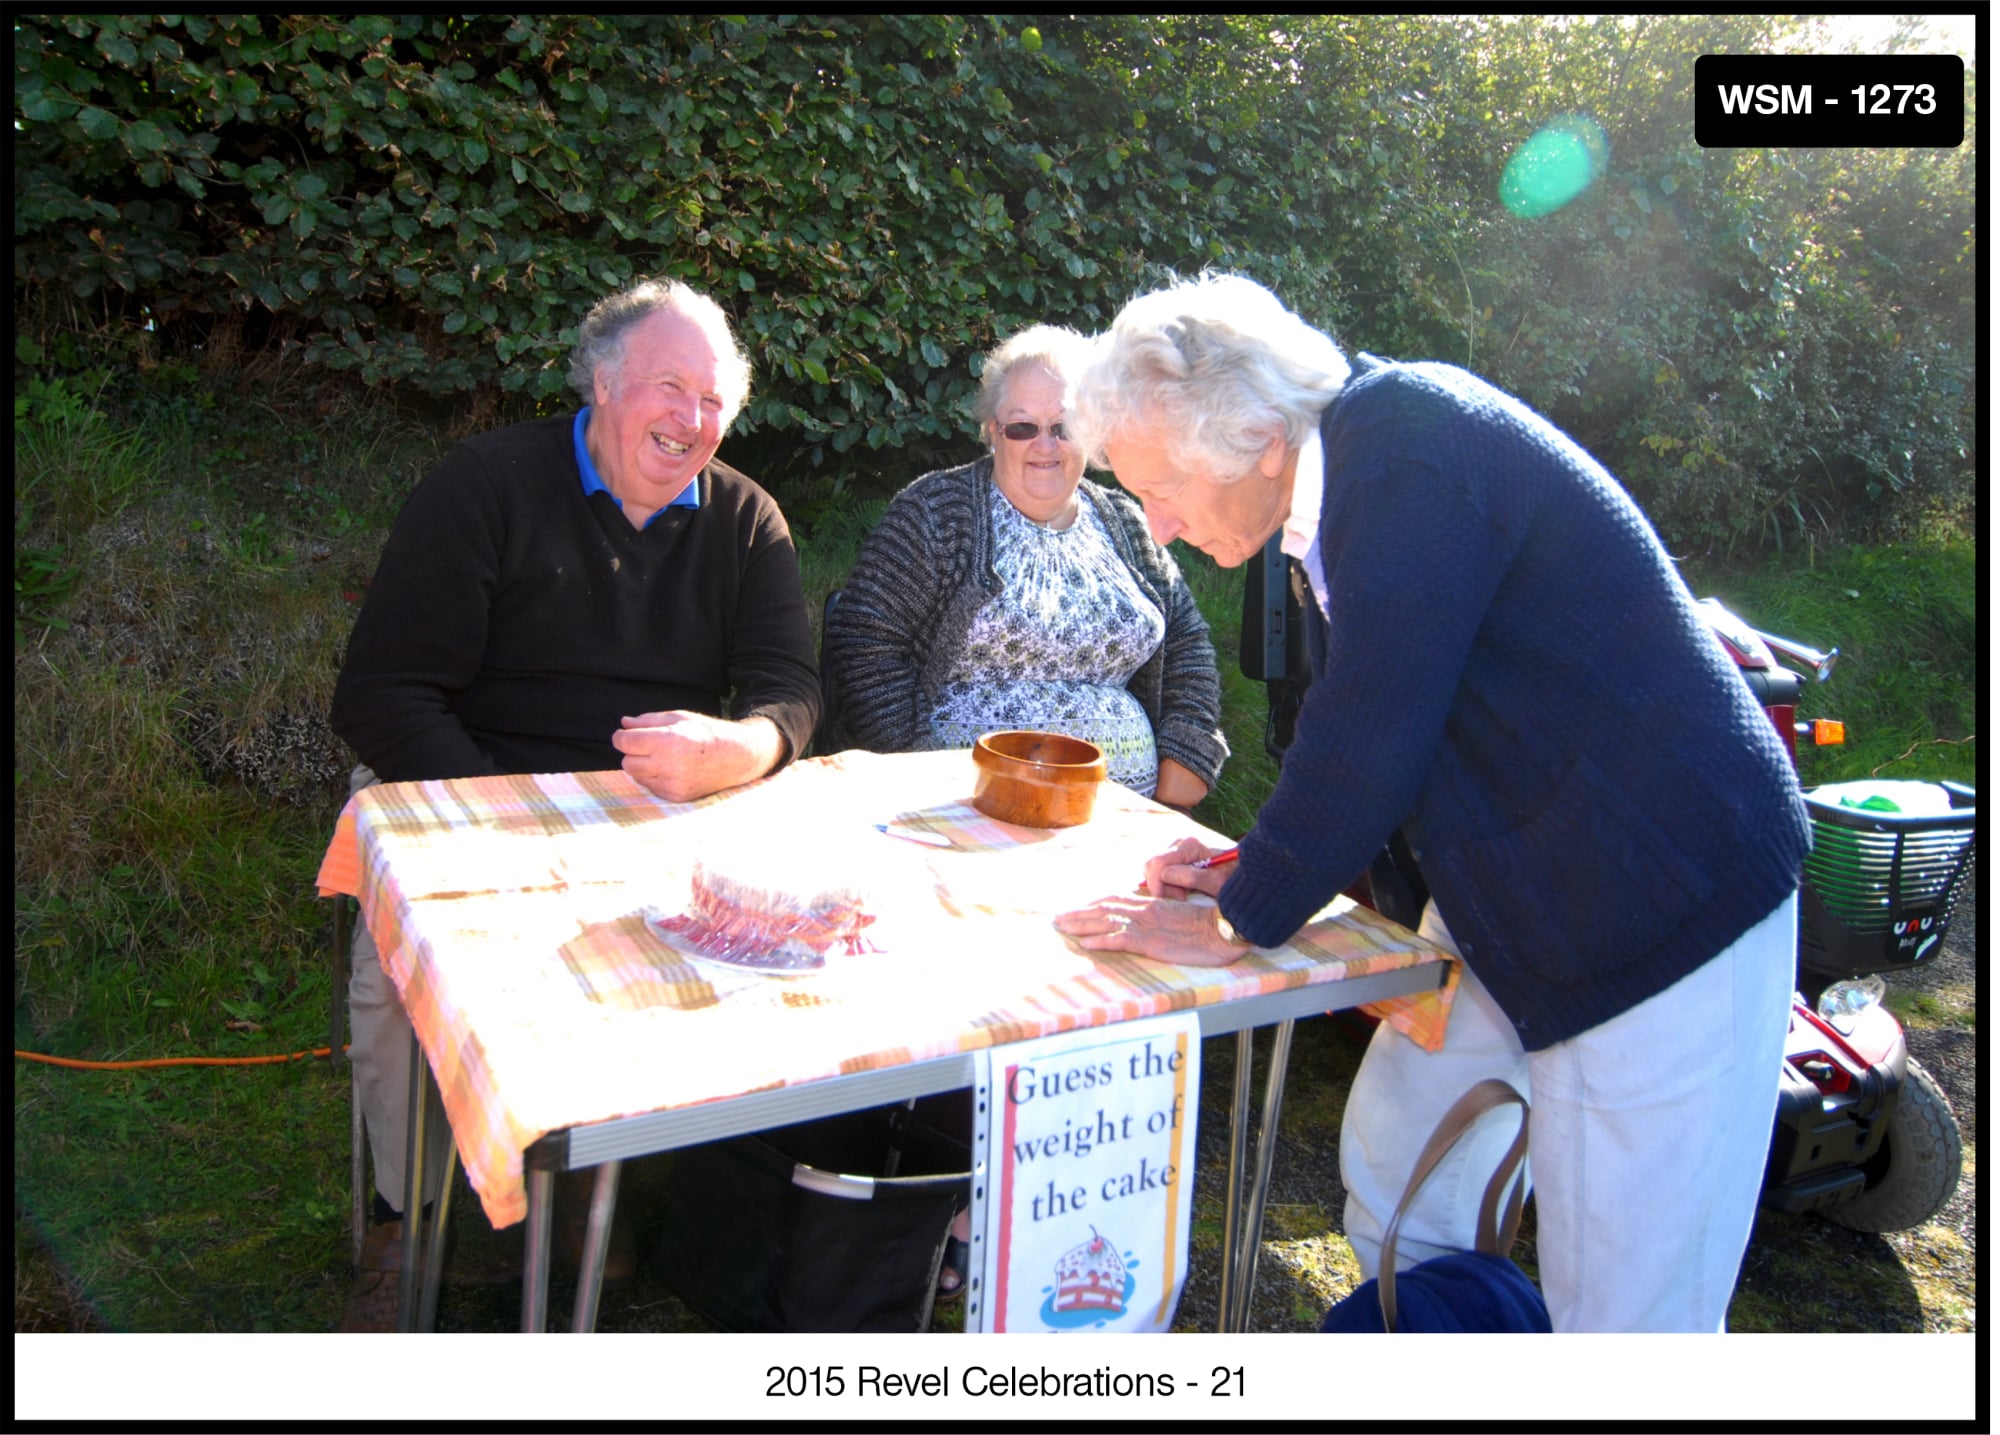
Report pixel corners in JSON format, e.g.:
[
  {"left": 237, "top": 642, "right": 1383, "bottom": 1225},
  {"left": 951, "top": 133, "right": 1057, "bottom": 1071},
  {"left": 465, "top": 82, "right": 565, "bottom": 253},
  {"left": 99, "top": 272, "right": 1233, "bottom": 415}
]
[{"left": 587, "top": 307, "right": 727, "bottom": 516}]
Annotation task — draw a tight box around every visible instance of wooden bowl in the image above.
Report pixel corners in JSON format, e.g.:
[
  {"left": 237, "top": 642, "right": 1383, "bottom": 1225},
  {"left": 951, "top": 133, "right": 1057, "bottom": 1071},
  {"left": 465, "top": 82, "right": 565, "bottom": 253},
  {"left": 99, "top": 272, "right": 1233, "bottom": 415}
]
[{"left": 970, "top": 730, "right": 1108, "bottom": 829}]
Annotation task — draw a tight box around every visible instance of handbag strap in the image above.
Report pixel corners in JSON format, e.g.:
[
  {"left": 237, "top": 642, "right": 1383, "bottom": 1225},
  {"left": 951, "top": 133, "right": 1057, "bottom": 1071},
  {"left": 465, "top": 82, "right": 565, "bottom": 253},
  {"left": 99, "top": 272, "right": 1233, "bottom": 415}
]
[{"left": 1377, "top": 1078, "right": 1530, "bottom": 1333}]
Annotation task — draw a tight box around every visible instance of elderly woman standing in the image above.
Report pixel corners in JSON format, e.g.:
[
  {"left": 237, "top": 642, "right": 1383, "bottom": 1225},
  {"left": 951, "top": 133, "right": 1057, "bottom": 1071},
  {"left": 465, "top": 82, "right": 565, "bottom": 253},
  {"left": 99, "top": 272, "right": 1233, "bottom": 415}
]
[
  {"left": 1053, "top": 274, "right": 1808, "bottom": 1333},
  {"left": 823, "top": 324, "right": 1226, "bottom": 808}
]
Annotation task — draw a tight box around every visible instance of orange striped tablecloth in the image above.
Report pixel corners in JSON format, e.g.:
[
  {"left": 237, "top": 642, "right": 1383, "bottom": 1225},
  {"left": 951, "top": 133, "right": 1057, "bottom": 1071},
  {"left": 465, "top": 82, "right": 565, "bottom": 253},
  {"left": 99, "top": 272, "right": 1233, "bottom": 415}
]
[{"left": 315, "top": 749, "right": 1456, "bottom": 1228}]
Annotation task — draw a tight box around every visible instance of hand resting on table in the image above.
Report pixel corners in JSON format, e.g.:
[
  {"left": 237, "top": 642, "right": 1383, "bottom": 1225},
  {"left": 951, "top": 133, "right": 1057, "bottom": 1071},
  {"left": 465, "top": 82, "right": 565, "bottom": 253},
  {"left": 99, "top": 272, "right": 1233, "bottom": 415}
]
[
  {"left": 613, "top": 710, "right": 787, "bottom": 804},
  {"left": 1055, "top": 836, "right": 1250, "bottom": 967}
]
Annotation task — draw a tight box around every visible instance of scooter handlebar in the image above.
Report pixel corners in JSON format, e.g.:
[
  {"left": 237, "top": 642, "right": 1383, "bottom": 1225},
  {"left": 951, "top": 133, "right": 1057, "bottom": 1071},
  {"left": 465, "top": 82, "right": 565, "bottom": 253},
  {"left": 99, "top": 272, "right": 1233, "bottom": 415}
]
[{"left": 1752, "top": 627, "right": 1838, "bottom": 683}]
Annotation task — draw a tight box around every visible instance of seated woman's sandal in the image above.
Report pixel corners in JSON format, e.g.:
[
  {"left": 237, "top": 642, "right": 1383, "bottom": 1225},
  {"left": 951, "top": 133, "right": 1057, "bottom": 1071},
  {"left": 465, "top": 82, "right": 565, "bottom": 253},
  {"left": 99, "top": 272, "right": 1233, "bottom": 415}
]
[{"left": 936, "top": 1234, "right": 971, "bottom": 1305}]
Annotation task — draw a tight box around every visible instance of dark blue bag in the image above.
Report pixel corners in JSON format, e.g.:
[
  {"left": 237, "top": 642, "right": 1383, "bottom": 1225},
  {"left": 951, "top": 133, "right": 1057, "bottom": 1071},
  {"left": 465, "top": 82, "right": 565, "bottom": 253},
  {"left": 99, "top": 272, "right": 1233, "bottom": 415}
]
[{"left": 1322, "top": 1079, "right": 1550, "bottom": 1333}]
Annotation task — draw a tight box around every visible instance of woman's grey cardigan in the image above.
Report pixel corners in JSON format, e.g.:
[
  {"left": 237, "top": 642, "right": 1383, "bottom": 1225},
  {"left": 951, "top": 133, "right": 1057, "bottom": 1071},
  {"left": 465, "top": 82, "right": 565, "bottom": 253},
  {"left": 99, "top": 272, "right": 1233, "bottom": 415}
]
[{"left": 821, "top": 457, "right": 1229, "bottom": 789}]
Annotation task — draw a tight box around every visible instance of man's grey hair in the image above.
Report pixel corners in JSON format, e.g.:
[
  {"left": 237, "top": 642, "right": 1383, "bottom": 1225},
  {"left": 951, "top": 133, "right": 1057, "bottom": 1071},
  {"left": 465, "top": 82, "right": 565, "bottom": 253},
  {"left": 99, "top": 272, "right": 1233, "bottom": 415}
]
[
  {"left": 1069, "top": 273, "right": 1349, "bottom": 480},
  {"left": 567, "top": 280, "right": 753, "bottom": 428},
  {"left": 972, "top": 323, "right": 1094, "bottom": 434}
]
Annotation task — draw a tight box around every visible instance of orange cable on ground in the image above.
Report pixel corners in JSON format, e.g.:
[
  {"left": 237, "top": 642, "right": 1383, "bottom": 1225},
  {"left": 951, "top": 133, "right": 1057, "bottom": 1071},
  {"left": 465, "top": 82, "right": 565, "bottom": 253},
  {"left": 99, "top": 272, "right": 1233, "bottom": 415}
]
[{"left": 15, "top": 1046, "right": 348, "bottom": 1070}]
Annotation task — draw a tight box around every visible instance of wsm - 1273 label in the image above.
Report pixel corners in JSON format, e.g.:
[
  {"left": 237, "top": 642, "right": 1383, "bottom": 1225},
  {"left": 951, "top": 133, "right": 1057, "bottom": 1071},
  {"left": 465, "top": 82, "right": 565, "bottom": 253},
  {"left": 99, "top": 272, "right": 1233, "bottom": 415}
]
[{"left": 1694, "top": 54, "right": 1964, "bottom": 148}]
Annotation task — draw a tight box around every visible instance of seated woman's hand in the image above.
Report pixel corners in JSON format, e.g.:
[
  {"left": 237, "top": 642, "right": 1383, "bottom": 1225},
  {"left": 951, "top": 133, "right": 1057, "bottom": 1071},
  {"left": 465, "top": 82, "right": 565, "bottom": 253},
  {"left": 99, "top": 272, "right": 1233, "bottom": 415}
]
[
  {"left": 1152, "top": 757, "right": 1209, "bottom": 812},
  {"left": 1054, "top": 894, "right": 1250, "bottom": 967}
]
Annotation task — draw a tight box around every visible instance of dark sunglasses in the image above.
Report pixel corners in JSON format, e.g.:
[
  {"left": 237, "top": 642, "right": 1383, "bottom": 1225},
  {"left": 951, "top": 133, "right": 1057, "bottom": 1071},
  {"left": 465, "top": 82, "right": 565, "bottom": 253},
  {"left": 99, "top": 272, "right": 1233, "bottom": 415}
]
[{"left": 1000, "top": 420, "right": 1073, "bottom": 443}]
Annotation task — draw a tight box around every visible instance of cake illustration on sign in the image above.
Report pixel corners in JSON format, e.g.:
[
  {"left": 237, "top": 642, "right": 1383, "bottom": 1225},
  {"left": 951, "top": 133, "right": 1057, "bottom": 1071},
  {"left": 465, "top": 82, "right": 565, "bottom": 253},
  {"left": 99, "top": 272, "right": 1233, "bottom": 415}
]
[{"left": 1052, "top": 1227, "right": 1129, "bottom": 1315}]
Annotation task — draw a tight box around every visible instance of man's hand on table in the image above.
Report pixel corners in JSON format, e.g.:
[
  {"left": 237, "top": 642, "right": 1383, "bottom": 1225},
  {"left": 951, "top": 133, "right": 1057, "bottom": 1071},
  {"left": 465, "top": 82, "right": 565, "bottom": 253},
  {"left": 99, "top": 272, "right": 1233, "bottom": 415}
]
[
  {"left": 613, "top": 710, "right": 786, "bottom": 803},
  {"left": 1055, "top": 837, "right": 1254, "bottom": 967}
]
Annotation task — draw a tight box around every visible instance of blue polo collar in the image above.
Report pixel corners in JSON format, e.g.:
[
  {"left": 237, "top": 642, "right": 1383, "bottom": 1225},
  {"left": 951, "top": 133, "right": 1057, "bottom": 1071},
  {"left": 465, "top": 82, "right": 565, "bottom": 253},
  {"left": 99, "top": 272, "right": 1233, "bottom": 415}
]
[{"left": 574, "top": 407, "right": 701, "bottom": 526}]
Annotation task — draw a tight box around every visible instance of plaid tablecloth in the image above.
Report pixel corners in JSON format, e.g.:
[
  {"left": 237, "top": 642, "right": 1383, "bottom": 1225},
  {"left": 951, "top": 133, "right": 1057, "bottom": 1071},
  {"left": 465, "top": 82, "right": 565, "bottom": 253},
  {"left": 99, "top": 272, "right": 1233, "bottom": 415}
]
[{"left": 316, "top": 749, "right": 1456, "bottom": 1228}]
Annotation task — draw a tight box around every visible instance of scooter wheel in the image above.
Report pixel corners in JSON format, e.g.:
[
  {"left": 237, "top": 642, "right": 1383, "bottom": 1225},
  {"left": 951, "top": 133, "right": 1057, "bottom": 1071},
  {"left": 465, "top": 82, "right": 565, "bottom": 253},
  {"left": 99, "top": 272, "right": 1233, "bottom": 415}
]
[{"left": 1821, "top": 1056, "right": 1963, "bottom": 1234}]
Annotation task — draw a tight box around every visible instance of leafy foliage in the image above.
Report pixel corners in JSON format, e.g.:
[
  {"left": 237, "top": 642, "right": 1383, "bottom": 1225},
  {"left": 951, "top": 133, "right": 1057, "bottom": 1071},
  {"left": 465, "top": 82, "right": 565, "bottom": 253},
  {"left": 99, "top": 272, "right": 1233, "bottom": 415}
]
[{"left": 12, "top": 13, "right": 1977, "bottom": 545}]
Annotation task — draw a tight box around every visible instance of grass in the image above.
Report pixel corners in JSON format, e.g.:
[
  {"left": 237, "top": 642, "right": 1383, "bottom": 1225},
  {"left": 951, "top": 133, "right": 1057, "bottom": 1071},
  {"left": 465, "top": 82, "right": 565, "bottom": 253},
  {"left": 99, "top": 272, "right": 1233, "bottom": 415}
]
[
  {"left": 1886, "top": 986, "right": 1979, "bottom": 1033},
  {"left": 12, "top": 364, "right": 1980, "bottom": 1334},
  {"left": 15, "top": 1056, "right": 350, "bottom": 1331},
  {"left": 1687, "top": 541, "right": 1979, "bottom": 789},
  {"left": 14, "top": 363, "right": 422, "bottom": 1330},
  {"left": 1173, "top": 547, "right": 1288, "bottom": 840}
]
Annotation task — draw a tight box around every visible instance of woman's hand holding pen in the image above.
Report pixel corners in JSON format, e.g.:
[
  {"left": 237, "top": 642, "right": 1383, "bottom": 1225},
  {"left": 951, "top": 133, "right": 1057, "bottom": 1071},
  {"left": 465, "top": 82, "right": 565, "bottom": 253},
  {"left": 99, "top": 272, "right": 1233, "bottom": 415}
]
[{"left": 1142, "top": 837, "right": 1237, "bottom": 900}]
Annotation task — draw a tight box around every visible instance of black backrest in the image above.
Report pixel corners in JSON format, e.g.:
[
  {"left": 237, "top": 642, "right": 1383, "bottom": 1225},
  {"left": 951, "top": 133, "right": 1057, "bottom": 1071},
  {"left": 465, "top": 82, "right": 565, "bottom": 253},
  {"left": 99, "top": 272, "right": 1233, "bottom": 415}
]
[
  {"left": 811, "top": 589, "right": 843, "bottom": 756},
  {"left": 1241, "top": 531, "right": 1312, "bottom": 762}
]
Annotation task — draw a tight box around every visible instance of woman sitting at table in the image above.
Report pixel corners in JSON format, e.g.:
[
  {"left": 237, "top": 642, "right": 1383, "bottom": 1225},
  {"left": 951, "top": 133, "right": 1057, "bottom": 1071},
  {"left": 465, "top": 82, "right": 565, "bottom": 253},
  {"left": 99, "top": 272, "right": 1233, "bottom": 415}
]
[
  {"left": 821, "top": 324, "right": 1228, "bottom": 809},
  {"left": 822, "top": 325, "right": 1228, "bottom": 1300}
]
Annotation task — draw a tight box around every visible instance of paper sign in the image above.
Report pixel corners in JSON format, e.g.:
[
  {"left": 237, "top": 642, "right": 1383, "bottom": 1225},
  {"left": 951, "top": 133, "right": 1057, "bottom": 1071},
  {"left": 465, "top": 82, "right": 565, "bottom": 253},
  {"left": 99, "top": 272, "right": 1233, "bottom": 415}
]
[{"left": 967, "top": 1013, "right": 1202, "bottom": 1333}]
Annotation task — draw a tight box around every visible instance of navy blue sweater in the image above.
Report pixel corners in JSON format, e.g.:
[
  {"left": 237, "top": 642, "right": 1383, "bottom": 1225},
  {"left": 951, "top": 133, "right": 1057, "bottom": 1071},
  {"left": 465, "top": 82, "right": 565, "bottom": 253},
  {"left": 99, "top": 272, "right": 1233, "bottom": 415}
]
[{"left": 1217, "top": 359, "right": 1809, "bottom": 1049}]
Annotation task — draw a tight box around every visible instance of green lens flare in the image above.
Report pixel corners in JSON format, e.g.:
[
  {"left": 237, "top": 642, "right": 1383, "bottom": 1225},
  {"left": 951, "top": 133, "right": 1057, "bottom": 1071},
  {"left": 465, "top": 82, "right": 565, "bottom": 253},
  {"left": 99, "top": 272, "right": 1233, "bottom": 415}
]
[{"left": 1500, "top": 116, "right": 1609, "bottom": 218}]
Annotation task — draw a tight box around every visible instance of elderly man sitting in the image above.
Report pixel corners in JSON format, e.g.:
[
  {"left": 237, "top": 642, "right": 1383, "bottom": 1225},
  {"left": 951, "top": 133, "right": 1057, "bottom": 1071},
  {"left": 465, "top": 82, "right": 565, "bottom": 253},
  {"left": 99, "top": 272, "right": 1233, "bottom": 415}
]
[{"left": 329, "top": 279, "right": 821, "bottom": 1330}]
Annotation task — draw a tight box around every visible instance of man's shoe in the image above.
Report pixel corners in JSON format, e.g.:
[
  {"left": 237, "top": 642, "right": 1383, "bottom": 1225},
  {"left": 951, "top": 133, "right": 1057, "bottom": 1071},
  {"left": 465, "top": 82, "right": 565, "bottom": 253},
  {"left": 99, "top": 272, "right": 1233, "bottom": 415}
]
[
  {"left": 556, "top": 1171, "right": 636, "bottom": 1283},
  {"left": 338, "top": 1220, "right": 405, "bottom": 1333}
]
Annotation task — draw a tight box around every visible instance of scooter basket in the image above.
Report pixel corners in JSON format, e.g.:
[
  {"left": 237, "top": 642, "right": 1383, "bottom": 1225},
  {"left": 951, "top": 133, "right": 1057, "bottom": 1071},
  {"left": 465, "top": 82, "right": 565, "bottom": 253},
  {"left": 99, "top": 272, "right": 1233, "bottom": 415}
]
[
  {"left": 656, "top": 1106, "right": 969, "bottom": 1333},
  {"left": 1798, "top": 780, "right": 1977, "bottom": 983}
]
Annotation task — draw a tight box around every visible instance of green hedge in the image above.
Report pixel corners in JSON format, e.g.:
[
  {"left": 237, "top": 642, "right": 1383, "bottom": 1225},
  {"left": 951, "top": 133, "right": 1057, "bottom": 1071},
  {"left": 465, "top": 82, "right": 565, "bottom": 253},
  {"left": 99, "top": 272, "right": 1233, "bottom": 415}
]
[{"left": 13, "top": 14, "right": 1976, "bottom": 548}]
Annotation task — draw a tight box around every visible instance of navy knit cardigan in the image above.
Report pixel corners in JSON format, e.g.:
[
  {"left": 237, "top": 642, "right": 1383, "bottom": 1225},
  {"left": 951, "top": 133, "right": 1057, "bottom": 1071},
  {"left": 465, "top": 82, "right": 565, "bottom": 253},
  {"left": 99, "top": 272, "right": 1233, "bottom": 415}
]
[{"left": 1217, "top": 358, "right": 1809, "bottom": 1049}]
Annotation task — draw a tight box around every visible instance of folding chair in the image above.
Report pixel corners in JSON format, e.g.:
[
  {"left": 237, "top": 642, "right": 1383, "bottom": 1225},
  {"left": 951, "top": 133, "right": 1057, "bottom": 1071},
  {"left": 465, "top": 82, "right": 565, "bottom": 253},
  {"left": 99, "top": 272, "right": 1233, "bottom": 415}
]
[{"left": 805, "top": 588, "right": 838, "bottom": 757}]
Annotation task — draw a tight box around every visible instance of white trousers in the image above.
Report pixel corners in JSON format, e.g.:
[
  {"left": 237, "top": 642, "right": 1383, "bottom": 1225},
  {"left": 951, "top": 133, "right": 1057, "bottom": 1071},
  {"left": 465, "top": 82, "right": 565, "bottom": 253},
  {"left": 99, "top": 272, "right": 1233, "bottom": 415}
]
[
  {"left": 345, "top": 765, "right": 452, "bottom": 1213},
  {"left": 1340, "top": 892, "right": 1797, "bottom": 1332}
]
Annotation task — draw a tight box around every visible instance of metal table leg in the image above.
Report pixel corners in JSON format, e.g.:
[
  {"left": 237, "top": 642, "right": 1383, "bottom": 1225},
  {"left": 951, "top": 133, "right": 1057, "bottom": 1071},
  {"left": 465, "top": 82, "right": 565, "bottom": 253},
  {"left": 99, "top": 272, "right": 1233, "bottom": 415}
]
[
  {"left": 396, "top": 1029, "right": 431, "bottom": 1333},
  {"left": 1216, "top": 1027, "right": 1256, "bottom": 1332},
  {"left": 1228, "top": 1018, "right": 1296, "bottom": 1329},
  {"left": 418, "top": 1141, "right": 460, "bottom": 1333},
  {"left": 569, "top": 1160, "right": 624, "bottom": 1333},
  {"left": 521, "top": 1168, "right": 556, "bottom": 1333}
]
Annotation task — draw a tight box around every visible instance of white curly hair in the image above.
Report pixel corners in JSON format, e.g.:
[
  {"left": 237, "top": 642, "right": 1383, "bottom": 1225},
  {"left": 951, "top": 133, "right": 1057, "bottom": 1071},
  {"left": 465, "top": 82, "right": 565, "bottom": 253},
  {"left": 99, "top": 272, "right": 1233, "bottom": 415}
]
[
  {"left": 567, "top": 279, "right": 753, "bottom": 429},
  {"left": 1069, "top": 273, "right": 1349, "bottom": 481},
  {"left": 971, "top": 323, "right": 1094, "bottom": 437}
]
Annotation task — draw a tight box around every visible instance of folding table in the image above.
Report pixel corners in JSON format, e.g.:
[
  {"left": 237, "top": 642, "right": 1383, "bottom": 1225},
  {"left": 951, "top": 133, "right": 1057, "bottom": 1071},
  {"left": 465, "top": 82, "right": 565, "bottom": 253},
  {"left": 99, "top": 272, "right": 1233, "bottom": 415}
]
[{"left": 315, "top": 748, "right": 1455, "bottom": 1332}]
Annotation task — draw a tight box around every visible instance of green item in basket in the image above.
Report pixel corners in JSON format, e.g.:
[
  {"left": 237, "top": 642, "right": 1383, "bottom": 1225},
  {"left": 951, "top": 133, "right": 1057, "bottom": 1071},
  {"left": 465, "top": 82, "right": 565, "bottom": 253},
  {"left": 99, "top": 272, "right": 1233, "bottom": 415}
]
[
  {"left": 1841, "top": 794, "right": 1902, "bottom": 813},
  {"left": 1813, "top": 779, "right": 1954, "bottom": 817}
]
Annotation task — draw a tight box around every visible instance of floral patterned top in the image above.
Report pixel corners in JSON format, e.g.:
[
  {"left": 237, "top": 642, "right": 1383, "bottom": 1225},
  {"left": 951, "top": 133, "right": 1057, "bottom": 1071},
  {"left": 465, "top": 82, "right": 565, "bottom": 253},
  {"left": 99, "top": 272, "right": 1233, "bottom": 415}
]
[{"left": 928, "top": 484, "right": 1168, "bottom": 793}]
